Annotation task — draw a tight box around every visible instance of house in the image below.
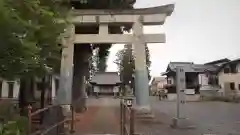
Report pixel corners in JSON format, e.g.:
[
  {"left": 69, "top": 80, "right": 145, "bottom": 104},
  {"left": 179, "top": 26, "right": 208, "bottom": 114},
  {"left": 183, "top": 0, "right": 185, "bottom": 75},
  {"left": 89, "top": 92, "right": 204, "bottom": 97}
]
[
  {"left": 0, "top": 79, "right": 20, "bottom": 100},
  {"left": 161, "top": 60, "right": 228, "bottom": 96},
  {"left": 149, "top": 77, "right": 167, "bottom": 95},
  {"left": 162, "top": 58, "right": 240, "bottom": 100},
  {"left": 162, "top": 62, "right": 203, "bottom": 95},
  {"left": 216, "top": 58, "right": 240, "bottom": 97},
  {"left": 0, "top": 75, "right": 59, "bottom": 103},
  {"left": 90, "top": 72, "right": 122, "bottom": 96},
  {"left": 200, "top": 58, "right": 230, "bottom": 97}
]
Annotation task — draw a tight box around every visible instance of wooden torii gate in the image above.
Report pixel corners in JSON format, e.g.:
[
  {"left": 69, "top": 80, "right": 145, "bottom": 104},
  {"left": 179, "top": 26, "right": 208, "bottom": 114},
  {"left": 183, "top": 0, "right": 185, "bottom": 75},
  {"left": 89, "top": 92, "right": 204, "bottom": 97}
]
[{"left": 57, "top": 4, "right": 174, "bottom": 113}]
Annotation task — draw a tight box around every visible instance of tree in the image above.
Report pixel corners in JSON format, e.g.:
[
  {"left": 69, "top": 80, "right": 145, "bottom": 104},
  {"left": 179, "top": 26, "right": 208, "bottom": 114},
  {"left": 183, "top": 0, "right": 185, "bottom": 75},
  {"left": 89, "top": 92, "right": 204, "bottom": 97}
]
[
  {"left": 115, "top": 44, "right": 151, "bottom": 91},
  {"left": 0, "top": 0, "right": 67, "bottom": 79},
  {"left": 0, "top": 0, "right": 68, "bottom": 114}
]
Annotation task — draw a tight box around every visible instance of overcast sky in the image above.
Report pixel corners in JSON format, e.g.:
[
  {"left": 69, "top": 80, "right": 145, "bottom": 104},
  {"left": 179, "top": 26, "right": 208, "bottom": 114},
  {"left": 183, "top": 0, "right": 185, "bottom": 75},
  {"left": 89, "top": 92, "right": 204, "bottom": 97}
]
[{"left": 106, "top": 0, "right": 240, "bottom": 77}]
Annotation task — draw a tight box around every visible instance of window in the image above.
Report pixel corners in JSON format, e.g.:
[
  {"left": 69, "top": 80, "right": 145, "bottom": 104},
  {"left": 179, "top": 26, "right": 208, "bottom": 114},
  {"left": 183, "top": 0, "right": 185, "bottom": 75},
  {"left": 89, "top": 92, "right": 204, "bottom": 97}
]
[
  {"left": 8, "top": 82, "right": 14, "bottom": 98},
  {"left": 230, "top": 82, "right": 235, "bottom": 90},
  {"left": 55, "top": 79, "right": 59, "bottom": 92},
  {"left": 0, "top": 81, "right": 2, "bottom": 98},
  {"left": 208, "top": 75, "right": 219, "bottom": 85},
  {"left": 167, "top": 80, "right": 172, "bottom": 84},
  {"left": 230, "top": 64, "right": 237, "bottom": 73},
  {"left": 224, "top": 68, "right": 230, "bottom": 74},
  {"left": 238, "top": 84, "right": 240, "bottom": 90}
]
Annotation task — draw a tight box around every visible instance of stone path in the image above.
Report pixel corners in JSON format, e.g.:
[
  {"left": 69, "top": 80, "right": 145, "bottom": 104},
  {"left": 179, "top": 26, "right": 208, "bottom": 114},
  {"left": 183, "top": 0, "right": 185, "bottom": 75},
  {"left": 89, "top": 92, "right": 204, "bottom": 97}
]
[{"left": 73, "top": 97, "right": 120, "bottom": 135}]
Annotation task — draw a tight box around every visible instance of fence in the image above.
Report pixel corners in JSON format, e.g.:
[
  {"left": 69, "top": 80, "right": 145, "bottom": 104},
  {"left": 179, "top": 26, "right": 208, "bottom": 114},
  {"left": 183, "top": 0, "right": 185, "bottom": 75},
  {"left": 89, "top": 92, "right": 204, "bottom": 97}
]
[
  {"left": 120, "top": 99, "right": 135, "bottom": 135},
  {"left": 27, "top": 104, "right": 75, "bottom": 135}
]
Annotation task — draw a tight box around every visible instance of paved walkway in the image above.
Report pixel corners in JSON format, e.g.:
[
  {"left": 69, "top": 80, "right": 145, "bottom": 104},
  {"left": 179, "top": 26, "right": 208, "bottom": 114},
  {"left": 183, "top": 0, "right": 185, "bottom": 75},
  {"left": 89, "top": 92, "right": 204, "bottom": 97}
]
[{"left": 73, "top": 97, "right": 120, "bottom": 135}]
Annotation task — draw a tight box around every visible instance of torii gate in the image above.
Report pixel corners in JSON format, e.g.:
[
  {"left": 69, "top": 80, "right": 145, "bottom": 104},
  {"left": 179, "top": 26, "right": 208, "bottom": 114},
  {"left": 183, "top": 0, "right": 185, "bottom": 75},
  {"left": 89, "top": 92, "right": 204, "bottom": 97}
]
[{"left": 57, "top": 4, "right": 174, "bottom": 113}]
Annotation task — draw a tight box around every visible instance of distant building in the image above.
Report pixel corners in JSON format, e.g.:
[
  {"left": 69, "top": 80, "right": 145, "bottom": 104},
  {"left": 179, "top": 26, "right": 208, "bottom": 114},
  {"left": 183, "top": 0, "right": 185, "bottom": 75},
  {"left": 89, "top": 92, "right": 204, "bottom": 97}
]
[
  {"left": 216, "top": 59, "right": 240, "bottom": 97},
  {"left": 0, "top": 79, "right": 20, "bottom": 100},
  {"left": 90, "top": 72, "right": 122, "bottom": 96},
  {"left": 0, "top": 75, "right": 59, "bottom": 104},
  {"left": 162, "top": 59, "right": 230, "bottom": 96},
  {"left": 161, "top": 58, "right": 240, "bottom": 99}
]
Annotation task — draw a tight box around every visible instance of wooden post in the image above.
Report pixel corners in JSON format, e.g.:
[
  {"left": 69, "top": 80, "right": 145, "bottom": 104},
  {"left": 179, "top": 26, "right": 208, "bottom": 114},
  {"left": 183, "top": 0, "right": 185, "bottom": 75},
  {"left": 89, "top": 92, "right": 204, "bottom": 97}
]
[
  {"left": 27, "top": 105, "right": 32, "bottom": 135},
  {"left": 123, "top": 104, "right": 126, "bottom": 135},
  {"left": 130, "top": 108, "right": 135, "bottom": 135},
  {"left": 56, "top": 106, "right": 59, "bottom": 135},
  {"left": 120, "top": 101, "right": 123, "bottom": 135},
  {"left": 70, "top": 105, "right": 75, "bottom": 133}
]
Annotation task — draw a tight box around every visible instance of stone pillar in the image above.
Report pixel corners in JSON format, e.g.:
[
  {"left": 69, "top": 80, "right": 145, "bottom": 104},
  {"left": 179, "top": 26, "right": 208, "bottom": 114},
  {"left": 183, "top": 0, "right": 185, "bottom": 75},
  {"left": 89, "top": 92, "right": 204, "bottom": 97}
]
[
  {"left": 56, "top": 24, "right": 75, "bottom": 108},
  {"left": 133, "top": 16, "right": 151, "bottom": 115}
]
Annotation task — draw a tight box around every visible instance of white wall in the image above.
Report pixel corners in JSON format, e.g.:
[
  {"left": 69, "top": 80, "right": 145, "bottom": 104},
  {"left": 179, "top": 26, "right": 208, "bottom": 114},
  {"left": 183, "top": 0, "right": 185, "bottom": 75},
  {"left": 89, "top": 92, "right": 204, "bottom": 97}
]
[
  {"left": 167, "top": 76, "right": 175, "bottom": 85},
  {"left": 218, "top": 63, "right": 240, "bottom": 96},
  {"left": 51, "top": 77, "right": 56, "bottom": 98},
  {"left": 1, "top": 76, "right": 58, "bottom": 99},
  {"left": 198, "top": 73, "right": 209, "bottom": 86},
  {"left": 157, "top": 80, "right": 167, "bottom": 89},
  {"left": 13, "top": 81, "right": 20, "bottom": 98},
  {"left": 1, "top": 80, "right": 20, "bottom": 98}
]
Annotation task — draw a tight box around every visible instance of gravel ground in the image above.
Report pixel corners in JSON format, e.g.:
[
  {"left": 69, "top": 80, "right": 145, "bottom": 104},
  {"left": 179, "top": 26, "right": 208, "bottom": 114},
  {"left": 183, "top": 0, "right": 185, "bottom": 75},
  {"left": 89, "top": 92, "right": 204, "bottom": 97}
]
[{"left": 135, "top": 97, "right": 240, "bottom": 135}]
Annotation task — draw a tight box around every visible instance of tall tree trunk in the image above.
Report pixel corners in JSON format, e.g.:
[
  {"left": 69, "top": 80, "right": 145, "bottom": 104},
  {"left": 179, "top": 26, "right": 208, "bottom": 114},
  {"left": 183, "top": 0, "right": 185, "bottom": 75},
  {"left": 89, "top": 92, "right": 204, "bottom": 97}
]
[
  {"left": 72, "top": 44, "right": 91, "bottom": 112},
  {"left": 40, "top": 77, "right": 46, "bottom": 109},
  {"left": 19, "top": 77, "right": 32, "bottom": 116},
  {"left": 40, "top": 76, "right": 46, "bottom": 124}
]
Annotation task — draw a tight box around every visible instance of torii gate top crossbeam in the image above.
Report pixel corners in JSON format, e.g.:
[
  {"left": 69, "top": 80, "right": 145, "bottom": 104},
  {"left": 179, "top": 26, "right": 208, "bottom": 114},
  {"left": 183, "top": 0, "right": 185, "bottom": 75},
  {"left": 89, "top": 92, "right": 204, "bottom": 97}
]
[
  {"left": 71, "top": 4, "right": 174, "bottom": 15},
  {"left": 70, "top": 4, "right": 174, "bottom": 25},
  {"left": 65, "top": 4, "right": 175, "bottom": 44}
]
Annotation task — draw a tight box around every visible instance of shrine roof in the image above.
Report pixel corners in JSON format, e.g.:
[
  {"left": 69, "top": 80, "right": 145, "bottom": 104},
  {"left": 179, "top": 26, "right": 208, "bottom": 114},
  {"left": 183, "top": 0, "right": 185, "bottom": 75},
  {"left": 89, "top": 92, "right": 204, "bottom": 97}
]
[{"left": 90, "top": 72, "right": 121, "bottom": 85}]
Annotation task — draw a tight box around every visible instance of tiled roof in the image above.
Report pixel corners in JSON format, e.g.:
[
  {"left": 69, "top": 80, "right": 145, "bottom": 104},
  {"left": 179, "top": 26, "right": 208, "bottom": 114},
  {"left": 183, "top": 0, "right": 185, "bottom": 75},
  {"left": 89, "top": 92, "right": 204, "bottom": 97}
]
[
  {"left": 90, "top": 72, "right": 121, "bottom": 85},
  {"left": 166, "top": 62, "right": 218, "bottom": 73},
  {"left": 167, "top": 62, "right": 195, "bottom": 72},
  {"left": 163, "top": 58, "right": 240, "bottom": 75},
  {"left": 216, "top": 58, "right": 240, "bottom": 73},
  {"left": 154, "top": 77, "right": 166, "bottom": 82},
  {"left": 204, "top": 58, "right": 230, "bottom": 65}
]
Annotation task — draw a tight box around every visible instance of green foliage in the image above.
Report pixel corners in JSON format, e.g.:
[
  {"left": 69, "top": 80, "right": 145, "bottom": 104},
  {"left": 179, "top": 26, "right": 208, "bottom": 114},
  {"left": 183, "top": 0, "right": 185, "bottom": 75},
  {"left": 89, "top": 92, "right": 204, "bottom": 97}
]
[
  {"left": 0, "top": 116, "right": 28, "bottom": 135},
  {"left": 0, "top": 0, "right": 68, "bottom": 79},
  {"left": 115, "top": 44, "right": 151, "bottom": 86},
  {"left": 0, "top": 101, "right": 27, "bottom": 135}
]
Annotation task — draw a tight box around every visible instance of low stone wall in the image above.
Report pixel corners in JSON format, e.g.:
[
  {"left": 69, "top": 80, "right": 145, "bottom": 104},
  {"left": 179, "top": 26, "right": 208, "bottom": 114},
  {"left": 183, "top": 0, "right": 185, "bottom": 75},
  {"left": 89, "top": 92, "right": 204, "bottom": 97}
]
[
  {"left": 167, "top": 94, "right": 200, "bottom": 102},
  {"left": 200, "top": 90, "right": 220, "bottom": 98}
]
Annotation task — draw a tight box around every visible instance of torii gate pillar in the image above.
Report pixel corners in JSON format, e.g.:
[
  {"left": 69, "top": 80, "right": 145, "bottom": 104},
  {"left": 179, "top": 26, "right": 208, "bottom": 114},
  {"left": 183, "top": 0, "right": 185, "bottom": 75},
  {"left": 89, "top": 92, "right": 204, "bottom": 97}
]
[{"left": 132, "top": 17, "right": 151, "bottom": 113}]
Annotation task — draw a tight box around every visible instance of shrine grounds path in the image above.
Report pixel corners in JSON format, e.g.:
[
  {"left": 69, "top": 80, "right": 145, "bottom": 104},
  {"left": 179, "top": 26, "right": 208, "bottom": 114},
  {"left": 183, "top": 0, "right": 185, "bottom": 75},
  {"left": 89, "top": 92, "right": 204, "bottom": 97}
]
[
  {"left": 72, "top": 96, "right": 240, "bottom": 135},
  {"left": 73, "top": 97, "right": 121, "bottom": 135}
]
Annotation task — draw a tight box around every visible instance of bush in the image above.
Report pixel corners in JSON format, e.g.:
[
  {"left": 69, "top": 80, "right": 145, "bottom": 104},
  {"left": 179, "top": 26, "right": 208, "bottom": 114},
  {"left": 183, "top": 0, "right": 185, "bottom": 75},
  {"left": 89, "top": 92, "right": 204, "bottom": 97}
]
[
  {"left": 0, "top": 100, "right": 17, "bottom": 123},
  {"left": 0, "top": 116, "right": 28, "bottom": 135},
  {"left": 0, "top": 101, "right": 28, "bottom": 135}
]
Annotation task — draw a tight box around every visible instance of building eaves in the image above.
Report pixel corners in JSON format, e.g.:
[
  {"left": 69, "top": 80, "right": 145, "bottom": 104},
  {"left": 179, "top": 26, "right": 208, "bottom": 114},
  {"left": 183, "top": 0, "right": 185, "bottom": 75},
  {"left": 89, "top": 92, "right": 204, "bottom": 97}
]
[
  {"left": 216, "top": 58, "right": 240, "bottom": 73},
  {"left": 204, "top": 58, "right": 230, "bottom": 65}
]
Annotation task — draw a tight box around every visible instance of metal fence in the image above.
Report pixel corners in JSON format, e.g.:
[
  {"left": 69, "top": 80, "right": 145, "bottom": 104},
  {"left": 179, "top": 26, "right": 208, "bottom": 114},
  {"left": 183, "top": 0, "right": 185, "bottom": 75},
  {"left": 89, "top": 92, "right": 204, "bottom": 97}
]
[
  {"left": 27, "top": 104, "right": 75, "bottom": 135},
  {"left": 120, "top": 99, "right": 135, "bottom": 135}
]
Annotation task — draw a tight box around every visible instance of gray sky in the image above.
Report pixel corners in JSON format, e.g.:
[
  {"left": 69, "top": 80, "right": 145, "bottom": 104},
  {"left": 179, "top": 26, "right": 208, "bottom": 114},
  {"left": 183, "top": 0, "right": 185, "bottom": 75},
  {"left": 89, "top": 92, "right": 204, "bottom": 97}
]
[{"left": 106, "top": 0, "right": 240, "bottom": 77}]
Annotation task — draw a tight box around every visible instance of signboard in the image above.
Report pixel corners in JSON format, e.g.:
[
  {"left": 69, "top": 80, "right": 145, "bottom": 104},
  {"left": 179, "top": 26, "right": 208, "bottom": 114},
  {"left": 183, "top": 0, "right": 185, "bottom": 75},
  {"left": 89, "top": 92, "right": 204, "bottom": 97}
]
[
  {"left": 185, "top": 89, "right": 195, "bottom": 95},
  {"left": 176, "top": 66, "right": 186, "bottom": 119}
]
